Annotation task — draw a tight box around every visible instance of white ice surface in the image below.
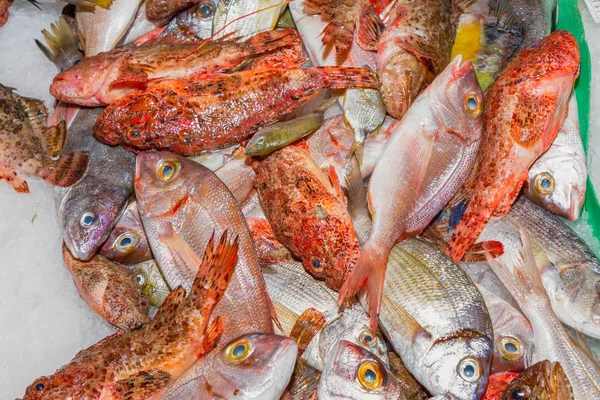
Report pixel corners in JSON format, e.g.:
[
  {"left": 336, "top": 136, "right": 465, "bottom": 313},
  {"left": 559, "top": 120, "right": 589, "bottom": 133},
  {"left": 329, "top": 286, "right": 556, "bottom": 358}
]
[{"left": 0, "top": 1, "right": 599, "bottom": 399}]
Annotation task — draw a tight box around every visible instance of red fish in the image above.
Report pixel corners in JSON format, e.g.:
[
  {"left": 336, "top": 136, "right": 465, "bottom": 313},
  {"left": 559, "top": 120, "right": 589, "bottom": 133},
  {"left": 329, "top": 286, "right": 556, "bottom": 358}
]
[{"left": 482, "top": 372, "right": 519, "bottom": 400}]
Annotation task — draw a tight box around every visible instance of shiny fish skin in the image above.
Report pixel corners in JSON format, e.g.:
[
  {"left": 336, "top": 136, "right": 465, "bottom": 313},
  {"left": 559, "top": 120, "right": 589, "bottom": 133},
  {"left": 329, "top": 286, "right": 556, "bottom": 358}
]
[
  {"left": 54, "top": 107, "right": 135, "bottom": 261},
  {"left": 156, "top": 0, "right": 219, "bottom": 42},
  {"left": 212, "top": 0, "right": 284, "bottom": 39},
  {"left": 378, "top": 239, "right": 493, "bottom": 399}
]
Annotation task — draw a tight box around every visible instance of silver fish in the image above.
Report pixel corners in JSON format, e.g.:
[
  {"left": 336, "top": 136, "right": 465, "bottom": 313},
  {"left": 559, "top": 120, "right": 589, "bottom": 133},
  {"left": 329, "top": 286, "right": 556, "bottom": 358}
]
[
  {"left": 157, "top": 0, "right": 219, "bottom": 42},
  {"left": 54, "top": 107, "right": 136, "bottom": 260},
  {"left": 212, "top": 0, "right": 284, "bottom": 39}
]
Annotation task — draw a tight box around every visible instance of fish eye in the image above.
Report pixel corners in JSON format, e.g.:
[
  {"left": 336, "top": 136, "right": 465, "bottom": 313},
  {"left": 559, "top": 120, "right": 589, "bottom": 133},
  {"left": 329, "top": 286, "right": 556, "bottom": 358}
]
[
  {"left": 156, "top": 160, "right": 180, "bottom": 182},
  {"left": 464, "top": 92, "right": 482, "bottom": 116},
  {"left": 130, "top": 129, "right": 140, "bottom": 137},
  {"left": 357, "top": 361, "right": 383, "bottom": 390},
  {"left": 256, "top": 136, "right": 267, "bottom": 145},
  {"left": 136, "top": 274, "right": 145, "bottom": 286},
  {"left": 498, "top": 336, "right": 524, "bottom": 361},
  {"left": 529, "top": 43, "right": 538, "bottom": 50},
  {"left": 534, "top": 173, "right": 554, "bottom": 195},
  {"left": 359, "top": 331, "right": 375, "bottom": 347},
  {"left": 115, "top": 232, "right": 139, "bottom": 253},
  {"left": 196, "top": 1, "right": 215, "bottom": 18},
  {"left": 311, "top": 258, "right": 322, "bottom": 269},
  {"left": 35, "top": 382, "right": 45, "bottom": 391},
  {"left": 80, "top": 211, "right": 96, "bottom": 227},
  {"left": 457, "top": 357, "right": 481, "bottom": 383},
  {"left": 225, "top": 338, "right": 253, "bottom": 363},
  {"left": 512, "top": 388, "right": 526, "bottom": 399}
]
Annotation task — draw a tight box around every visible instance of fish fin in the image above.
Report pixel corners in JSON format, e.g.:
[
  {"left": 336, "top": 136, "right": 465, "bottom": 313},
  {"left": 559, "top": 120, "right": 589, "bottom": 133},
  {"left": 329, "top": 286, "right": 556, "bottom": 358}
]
[
  {"left": 317, "top": 66, "right": 378, "bottom": 90},
  {"left": 462, "top": 240, "right": 504, "bottom": 262},
  {"left": 245, "top": 29, "right": 300, "bottom": 56},
  {"left": 159, "top": 224, "right": 203, "bottom": 283},
  {"left": 344, "top": 154, "right": 371, "bottom": 245},
  {"left": 41, "top": 151, "right": 89, "bottom": 187},
  {"left": 567, "top": 328, "right": 600, "bottom": 369},
  {"left": 109, "top": 64, "right": 151, "bottom": 90},
  {"left": 266, "top": 293, "right": 286, "bottom": 333},
  {"left": 66, "top": 0, "right": 113, "bottom": 9},
  {"left": 289, "top": 308, "right": 327, "bottom": 357},
  {"left": 0, "top": 169, "right": 29, "bottom": 194},
  {"left": 42, "top": 121, "right": 67, "bottom": 159},
  {"left": 453, "top": 0, "right": 476, "bottom": 13},
  {"left": 327, "top": 165, "right": 346, "bottom": 204},
  {"left": 380, "top": 287, "right": 431, "bottom": 344},
  {"left": 16, "top": 96, "right": 48, "bottom": 138},
  {"left": 338, "top": 242, "right": 390, "bottom": 334},
  {"left": 356, "top": 6, "right": 384, "bottom": 51},
  {"left": 133, "top": 26, "right": 169, "bottom": 46},
  {"left": 156, "top": 287, "right": 186, "bottom": 315},
  {"left": 35, "top": 16, "right": 81, "bottom": 71},
  {"left": 489, "top": 0, "right": 522, "bottom": 31},
  {"left": 112, "top": 369, "right": 172, "bottom": 400},
  {"left": 201, "top": 316, "right": 224, "bottom": 356}
]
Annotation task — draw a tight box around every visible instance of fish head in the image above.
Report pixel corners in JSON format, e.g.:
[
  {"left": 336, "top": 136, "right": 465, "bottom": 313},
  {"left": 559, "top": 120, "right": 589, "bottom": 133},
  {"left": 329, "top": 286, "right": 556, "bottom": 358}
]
[
  {"left": 429, "top": 55, "right": 484, "bottom": 144},
  {"left": 319, "top": 340, "right": 401, "bottom": 399},
  {"left": 61, "top": 184, "right": 131, "bottom": 261},
  {"left": 209, "top": 333, "right": 298, "bottom": 398},
  {"left": 500, "top": 361, "right": 573, "bottom": 400},
  {"left": 21, "top": 368, "right": 84, "bottom": 400},
  {"left": 174, "top": 0, "right": 218, "bottom": 40},
  {"left": 423, "top": 332, "right": 493, "bottom": 399},
  {"left": 132, "top": 260, "right": 171, "bottom": 308}
]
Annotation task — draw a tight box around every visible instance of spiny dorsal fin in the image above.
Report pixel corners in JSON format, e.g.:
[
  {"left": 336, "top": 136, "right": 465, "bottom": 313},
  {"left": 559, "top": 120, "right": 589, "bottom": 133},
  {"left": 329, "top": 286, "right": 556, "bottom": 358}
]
[
  {"left": 289, "top": 308, "right": 327, "bottom": 357},
  {"left": 356, "top": 6, "right": 385, "bottom": 51}
]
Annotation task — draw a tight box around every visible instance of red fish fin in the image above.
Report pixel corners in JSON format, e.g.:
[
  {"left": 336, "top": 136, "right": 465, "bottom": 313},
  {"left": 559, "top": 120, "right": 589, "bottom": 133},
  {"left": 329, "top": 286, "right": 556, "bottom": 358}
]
[
  {"left": 201, "top": 316, "right": 224, "bottom": 356},
  {"left": 109, "top": 63, "right": 150, "bottom": 90},
  {"left": 156, "top": 287, "right": 186, "bottom": 314},
  {"left": 317, "top": 66, "right": 378, "bottom": 90},
  {"left": 160, "top": 224, "right": 203, "bottom": 283},
  {"left": 462, "top": 240, "right": 504, "bottom": 262},
  {"left": 133, "top": 26, "right": 168, "bottom": 46},
  {"left": 41, "top": 151, "right": 89, "bottom": 187},
  {"left": 245, "top": 29, "right": 300, "bottom": 55},
  {"left": 289, "top": 308, "right": 327, "bottom": 357},
  {"left": 42, "top": 120, "right": 67, "bottom": 159},
  {"left": 492, "top": 181, "right": 524, "bottom": 217},
  {"left": 338, "top": 243, "right": 389, "bottom": 334},
  {"left": 327, "top": 165, "right": 346, "bottom": 204},
  {"left": 356, "top": 6, "right": 384, "bottom": 51},
  {"left": 267, "top": 294, "right": 285, "bottom": 334},
  {"left": 112, "top": 369, "right": 172, "bottom": 400},
  {"left": 0, "top": 169, "right": 29, "bottom": 193}
]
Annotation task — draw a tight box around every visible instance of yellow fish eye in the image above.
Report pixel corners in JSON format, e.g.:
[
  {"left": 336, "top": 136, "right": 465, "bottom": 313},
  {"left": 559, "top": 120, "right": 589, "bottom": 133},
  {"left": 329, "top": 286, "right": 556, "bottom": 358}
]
[
  {"left": 534, "top": 172, "right": 554, "bottom": 195},
  {"left": 115, "top": 232, "right": 139, "bottom": 253},
  {"left": 225, "top": 338, "right": 252, "bottom": 363},
  {"left": 357, "top": 361, "right": 384, "bottom": 390},
  {"left": 196, "top": 1, "right": 215, "bottom": 18},
  {"left": 464, "top": 92, "right": 482, "bottom": 116},
  {"left": 157, "top": 160, "right": 180, "bottom": 182},
  {"left": 359, "top": 331, "right": 376, "bottom": 347},
  {"left": 498, "top": 336, "right": 524, "bottom": 361}
]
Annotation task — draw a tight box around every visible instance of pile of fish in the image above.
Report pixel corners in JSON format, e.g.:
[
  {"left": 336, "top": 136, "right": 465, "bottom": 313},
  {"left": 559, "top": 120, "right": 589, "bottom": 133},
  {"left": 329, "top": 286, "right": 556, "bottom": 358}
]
[{"left": 1, "top": 0, "right": 598, "bottom": 399}]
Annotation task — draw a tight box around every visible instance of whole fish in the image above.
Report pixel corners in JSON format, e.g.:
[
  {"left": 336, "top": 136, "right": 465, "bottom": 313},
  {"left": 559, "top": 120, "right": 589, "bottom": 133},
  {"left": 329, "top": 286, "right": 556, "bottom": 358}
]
[
  {"left": 339, "top": 56, "right": 484, "bottom": 332},
  {"left": 62, "top": 244, "right": 150, "bottom": 330},
  {"left": 130, "top": 259, "right": 171, "bottom": 308},
  {"left": 500, "top": 361, "right": 573, "bottom": 400},
  {"left": 76, "top": 0, "right": 142, "bottom": 56},
  {"left": 487, "top": 231, "right": 600, "bottom": 399},
  {"left": 20, "top": 232, "right": 238, "bottom": 400},
  {"left": 476, "top": 284, "right": 534, "bottom": 373},
  {"left": 100, "top": 200, "right": 152, "bottom": 264},
  {"left": 54, "top": 107, "right": 135, "bottom": 261},
  {"left": 0, "top": 85, "right": 88, "bottom": 193},
  {"left": 212, "top": 0, "right": 285, "bottom": 39},
  {"left": 246, "top": 217, "right": 293, "bottom": 264},
  {"left": 51, "top": 29, "right": 299, "bottom": 106},
  {"left": 253, "top": 143, "right": 360, "bottom": 290},
  {"left": 146, "top": 0, "right": 203, "bottom": 24},
  {"left": 35, "top": 16, "right": 83, "bottom": 71},
  {"left": 135, "top": 152, "right": 274, "bottom": 396},
  {"left": 525, "top": 94, "right": 586, "bottom": 221},
  {"left": 481, "top": 372, "right": 518, "bottom": 400},
  {"left": 446, "top": 31, "right": 580, "bottom": 262},
  {"left": 318, "top": 340, "right": 409, "bottom": 400},
  {"left": 94, "top": 66, "right": 377, "bottom": 156},
  {"left": 377, "top": 239, "right": 493, "bottom": 399}
]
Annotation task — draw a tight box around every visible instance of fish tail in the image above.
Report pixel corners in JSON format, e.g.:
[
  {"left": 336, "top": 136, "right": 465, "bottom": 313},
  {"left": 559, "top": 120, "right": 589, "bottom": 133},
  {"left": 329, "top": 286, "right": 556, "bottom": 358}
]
[
  {"left": 41, "top": 151, "right": 89, "bottom": 187},
  {"left": 35, "top": 17, "right": 81, "bottom": 71},
  {"left": 338, "top": 242, "right": 389, "bottom": 334},
  {"left": 315, "top": 67, "right": 378, "bottom": 91}
]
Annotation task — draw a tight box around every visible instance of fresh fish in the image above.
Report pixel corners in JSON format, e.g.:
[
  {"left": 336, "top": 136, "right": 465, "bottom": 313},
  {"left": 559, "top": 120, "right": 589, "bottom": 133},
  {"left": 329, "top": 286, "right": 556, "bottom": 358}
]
[
  {"left": 446, "top": 31, "right": 580, "bottom": 262},
  {"left": 253, "top": 143, "right": 360, "bottom": 290},
  {"left": 246, "top": 217, "right": 293, "bottom": 264},
  {"left": 62, "top": 244, "right": 149, "bottom": 330},
  {"left": 476, "top": 284, "right": 534, "bottom": 373},
  {"left": 51, "top": 29, "right": 299, "bottom": 106},
  {"left": 481, "top": 372, "right": 518, "bottom": 400},
  {"left": 0, "top": 85, "right": 88, "bottom": 193},
  {"left": 500, "top": 361, "right": 573, "bottom": 400},
  {"left": 318, "top": 340, "right": 409, "bottom": 400},
  {"left": 130, "top": 259, "right": 171, "bottom": 308},
  {"left": 376, "top": 239, "right": 493, "bottom": 399},
  {"left": 339, "top": 56, "right": 484, "bottom": 332},
  {"left": 261, "top": 261, "right": 389, "bottom": 371},
  {"left": 487, "top": 231, "right": 600, "bottom": 399},
  {"left": 75, "top": 0, "right": 141, "bottom": 56},
  {"left": 100, "top": 200, "right": 152, "bottom": 264},
  {"left": 155, "top": 0, "right": 218, "bottom": 42},
  {"left": 525, "top": 94, "right": 586, "bottom": 221},
  {"left": 21, "top": 232, "right": 238, "bottom": 400},
  {"left": 54, "top": 107, "right": 135, "bottom": 261},
  {"left": 95, "top": 66, "right": 377, "bottom": 156},
  {"left": 460, "top": 262, "right": 519, "bottom": 309},
  {"left": 214, "top": 149, "right": 256, "bottom": 206},
  {"left": 35, "top": 16, "right": 83, "bottom": 71},
  {"left": 387, "top": 351, "right": 429, "bottom": 400},
  {"left": 134, "top": 152, "right": 274, "bottom": 396},
  {"left": 146, "top": 0, "right": 203, "bottom": 24},
  {"left": 212, "top": 0, "right": 285, "bottom": 39}
]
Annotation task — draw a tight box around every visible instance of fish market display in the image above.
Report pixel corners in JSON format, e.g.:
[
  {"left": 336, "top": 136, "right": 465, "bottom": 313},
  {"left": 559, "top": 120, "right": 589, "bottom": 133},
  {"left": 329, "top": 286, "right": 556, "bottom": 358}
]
[
  {"left": 0, "top": 84, "right": 88, "bottom": 193},
  {"left": 62, "top": 245, "right": 150, "bottom": 330},
  {"left": 54, "top": 107, "right": 135, "bottom": 260}
]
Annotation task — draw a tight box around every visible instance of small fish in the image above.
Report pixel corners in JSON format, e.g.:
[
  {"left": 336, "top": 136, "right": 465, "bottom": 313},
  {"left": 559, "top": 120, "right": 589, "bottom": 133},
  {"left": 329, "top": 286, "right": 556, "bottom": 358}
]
[
  {"left": 446, "top": 31, "right": 580, "bottom": 262},
  {"left": 487, "top": 230, "right": 600, "bottom": 399},
  {"left": 54, "top": 107, "right": 135, "bottom": 261},
  {"left": 62, "top": 244, "right": 150, "bottom": 330},
  {"left": 339, "top": 56, "right": 484, "bottom": 332},
  {"left": 35, "top": 16, "right": 83, "bottom": 71},
  {"left": 246, "top": 217, "right": 293, "bottom": 264},
  {"left": 0, "top": 85, "right": 88, "bottom": 194},
  {"left": 253, "top": 143, "right": 360, "bottom": 290},
  {"left": 21, "top": 231, "right": 238, "bottom": 400},
  {"left": 131, "top": 259, "right": 171, "bottom": 308},
  {"left": 100, "top": 200, "right": 152, "bottom": 264},
  {"left": 51, "top": 29, "right": 299, "bottom": 106},
  {"left": 75, "top": 0, "right": 142, "bottom": 56},
  {"left": 525, "top": 94, "right": 586, "bottom": 221},
  {"left": 500, "top": 361, "right": 573, "bottom": 400},
  {"left": 212, "top": 0, "right": 285, "bottom": 39},
  {"left": 319, "top": 340, "right": 410, "bottom": 400},
  {"left": 95, "top": 66, "right": 377, "bottom": 156},
  {"left": 481, "top": 372, "right": 518, "bottom": 400}
]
